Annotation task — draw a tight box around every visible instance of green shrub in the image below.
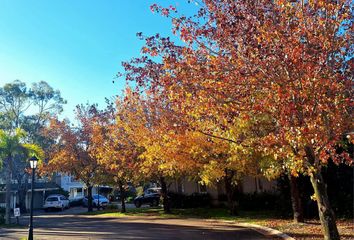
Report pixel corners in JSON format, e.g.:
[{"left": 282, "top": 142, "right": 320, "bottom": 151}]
[
  {"left": 238, "top": 192, "right": 280, "bottom": 211},
  {"left": 69, "top": 198, "right": 83, "bottom": 207},
  {"left": 106, "top": 203, "right": 119, "bottom": 210},
  {"left": 324, "top": 162, "right": 353, "bottom": 218},
  {"left": 169, "top": 192, "right": 212, "bottom": 209},
  {"left": 111, "top": 185, "right": 137, "bottom": 202},
  {"left": 276, "top": 162, "right": 354, "bottom": 219}
]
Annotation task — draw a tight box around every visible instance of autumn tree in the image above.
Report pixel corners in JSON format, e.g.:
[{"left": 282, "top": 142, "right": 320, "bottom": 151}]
[
  {"left": 116, "top": 89, "right": 205, "bottom": 213},
  {"left": 170, "top": 114, "right": 264, "bottom": 215},
  {"left": 89, "top": 101, "right": 140, "bottom": 213},
  {"left": 120, "top": 1, "right": 353, "bottom": 238},
  {"left": 116, "top": 87, "right": 260, "bottom": 215},
  {"left": 44, "top": 104, "right": 103, "bottom": 212}
]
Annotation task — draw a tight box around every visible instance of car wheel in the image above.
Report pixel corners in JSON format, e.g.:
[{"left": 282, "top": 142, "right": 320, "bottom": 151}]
[
  {"left": 44, "top": 208, "right": 48, "bottom": 212},
  {"left": 135, "top": 201, "right": 141, "bottom": 208}
]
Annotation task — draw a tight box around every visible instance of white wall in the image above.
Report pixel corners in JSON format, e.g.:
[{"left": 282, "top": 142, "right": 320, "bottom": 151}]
[{"left": 58, "top": 174, "right": 85, "bottom": 200}]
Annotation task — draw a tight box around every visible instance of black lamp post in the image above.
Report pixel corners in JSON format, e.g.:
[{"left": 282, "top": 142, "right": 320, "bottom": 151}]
[
  {"left": 97, "top": 185, "right": 100, "bottom": 210},
  {"left": 28, "top": 156, "right": 38, "bottom": 240}
]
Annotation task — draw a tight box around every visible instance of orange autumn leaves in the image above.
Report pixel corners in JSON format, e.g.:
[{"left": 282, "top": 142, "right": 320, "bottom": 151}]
[
  {"left": 114, "top": 89, "right": 232, "bottom": 183},
  {"left": 43, "top": 0, "right": 353, "bottom": 192},
  {"left": 42, "top": 91, "right": 236, "bottom": 187},
  {"left": 43, "top": 106, "right": 102, "bottom": 186},
  {"left": 122, "top": 0, "right": 353, "bottom": 176},
  {"left": 119, "top": 2, "right": 352, "bottom": 237}
]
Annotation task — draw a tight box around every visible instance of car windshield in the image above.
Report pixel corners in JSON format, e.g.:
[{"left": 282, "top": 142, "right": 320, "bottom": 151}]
[
  {"left": 46, "top": 197, "right": 58, "bottom": 202},
  {"left": 146, "top": 189, "right": 160, "bottom": 194}
]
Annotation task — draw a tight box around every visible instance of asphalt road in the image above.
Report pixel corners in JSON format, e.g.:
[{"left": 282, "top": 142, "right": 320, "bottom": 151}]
[{"left": 0, "top": 207, "right": 270, "bottom": 240}]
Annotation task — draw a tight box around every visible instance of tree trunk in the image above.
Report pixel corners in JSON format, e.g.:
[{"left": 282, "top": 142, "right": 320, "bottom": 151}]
[
  {"left": 96, "top": 186, "right": 100, "bottom": 210},
  {"left": 289, "top": 174, "right": 304, "bottom": 223},
  {"left": 224, "top": 169, "right": 238, "bottom": 216},
  {"left": 87, "top": 185, "right": 93, "bottom": 212},
  {"left": 119, "top": 182, "right": 126, "bottom": 213},
  {"left": 310, "top": 171, "right": 340, "bottom": 240},
  {"left": 305, "top": 145, "right": 340, "bottom": 240},
  {"left": 160, "top": 176, "right": 170, "bottom": 213},
  {"left": 5, "top": 157, "right": 11, "bottom": 225}
]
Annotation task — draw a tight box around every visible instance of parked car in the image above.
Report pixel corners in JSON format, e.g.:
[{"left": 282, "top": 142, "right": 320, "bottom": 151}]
[
  {"left": 43, "top": 194, "right": 70, "bottom": 212},
  {"left": 134, "top": 187, "right": 161, "bottom": 208},
  {"left": 82, "top": 194, "right": 109, "bottom": 208}
]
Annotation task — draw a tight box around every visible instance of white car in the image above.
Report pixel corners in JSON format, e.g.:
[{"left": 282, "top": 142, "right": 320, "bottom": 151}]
[{"left": 43, "top": 194, "right": 70, "bottom": 211}]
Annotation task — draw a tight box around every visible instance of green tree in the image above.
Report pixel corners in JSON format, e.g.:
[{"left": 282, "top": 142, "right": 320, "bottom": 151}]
[
  {"left": 0, "top": 128, "right": 43, "bottom": 224},
  {"left": 0, "top": 80, "right": 66, "bottom": 212},
  {"left": 0, "top": 80, "right": 29, "bottom": 130},
  {"left": 25, "top": 81, "right": 66, "bottom": 143},
  {"left": 0, "top": 80, "right": 66, "bottom": 141}
]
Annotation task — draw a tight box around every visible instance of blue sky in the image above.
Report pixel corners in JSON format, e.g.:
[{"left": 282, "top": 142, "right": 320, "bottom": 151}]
[{"left": 0, "top": 0, "right": 198, "bottom": 119}]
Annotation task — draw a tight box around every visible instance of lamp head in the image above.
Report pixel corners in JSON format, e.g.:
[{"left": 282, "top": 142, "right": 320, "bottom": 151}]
[{"left": 29, "top": 156, "right": 39, "bottom": 169}]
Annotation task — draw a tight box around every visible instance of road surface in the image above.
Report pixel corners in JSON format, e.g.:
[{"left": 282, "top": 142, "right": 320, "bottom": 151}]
[{"left": 0, "top": 207, "right": 270, "bottom": 240}]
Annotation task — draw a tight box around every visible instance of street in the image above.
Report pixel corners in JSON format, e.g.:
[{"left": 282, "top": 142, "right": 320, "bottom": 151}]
[{"left": 0, "top": 207, "right": 270, "bottom": 240}]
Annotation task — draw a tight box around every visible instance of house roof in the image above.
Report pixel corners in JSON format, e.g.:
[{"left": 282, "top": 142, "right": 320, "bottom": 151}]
[{"left": 0, "top": 182, "right": 60, "bottom": 192}]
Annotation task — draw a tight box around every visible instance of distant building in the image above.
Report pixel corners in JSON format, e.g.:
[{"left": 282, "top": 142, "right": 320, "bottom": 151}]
[
  {"left": 54, "top": 173, "right": 112, "bottom": 200},
  {"left": 169, "top": 176, "right": 277, "bottom": 205}
]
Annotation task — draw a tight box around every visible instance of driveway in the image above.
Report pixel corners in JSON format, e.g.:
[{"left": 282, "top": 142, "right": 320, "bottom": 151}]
[{"left": 1, "top": 207, "right": 270, "bottom": 240}]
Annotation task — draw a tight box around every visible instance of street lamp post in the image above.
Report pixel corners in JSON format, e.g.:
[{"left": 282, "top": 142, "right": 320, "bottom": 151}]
[
  {"left": 97, "top": 185, "right": 100, "bottom": 210},
  {"left": 28, "top": 156, "right": 38, "bottom": 240}
]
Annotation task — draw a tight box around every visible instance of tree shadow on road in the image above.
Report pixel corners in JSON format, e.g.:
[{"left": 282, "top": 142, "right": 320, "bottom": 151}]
[{"left": 1, "top": 215, "right": 268, "bottom": 240}]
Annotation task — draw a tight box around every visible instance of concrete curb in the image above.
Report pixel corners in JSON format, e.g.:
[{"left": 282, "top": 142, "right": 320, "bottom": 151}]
[
  {"left": 237, "top": 222, "right": 295, "bottom": 240},
  {"left": 214, "top": 220, "right": 295, "bottom": 240}
]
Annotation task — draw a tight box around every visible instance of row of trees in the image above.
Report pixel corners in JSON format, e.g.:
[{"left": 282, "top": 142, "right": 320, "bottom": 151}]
[
  {"left": 43, "top": 1, "right": 352, "bottom": 239},
  {"left": 43, "top": 91, "right": 252, "bottom": 214},
  {"left": 114, "top": 1, "right": 352, "bottom": 240},
  {"left": 1, "top": 2, "right": 351, "bottom": 240},
  {"left": 43, "top": 84, "right": 351, "bottom": 240}
]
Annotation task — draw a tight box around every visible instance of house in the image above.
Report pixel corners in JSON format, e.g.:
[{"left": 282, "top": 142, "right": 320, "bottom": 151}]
[
  {"left": 0, "top": 170, "right": 276, "bottom": 210},
  {"left": 0, "top": 181, "right": 60, "bottom": 210},
  {"left": 169, "top": 176, "right": 277, "bottom": 205},
  {"left": 54, "top": 173, "right": 112, "bottom": 200},
  {"left": 0, "top": 172, "right": 113, "bottom": 211},
  {"left": 55, "top": 174, "right": 85, "bottom": 200}
]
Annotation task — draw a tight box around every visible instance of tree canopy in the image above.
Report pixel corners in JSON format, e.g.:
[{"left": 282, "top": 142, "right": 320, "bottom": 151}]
[{"left": 119, "top": 1, "right": 353, "bottom": 239}]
